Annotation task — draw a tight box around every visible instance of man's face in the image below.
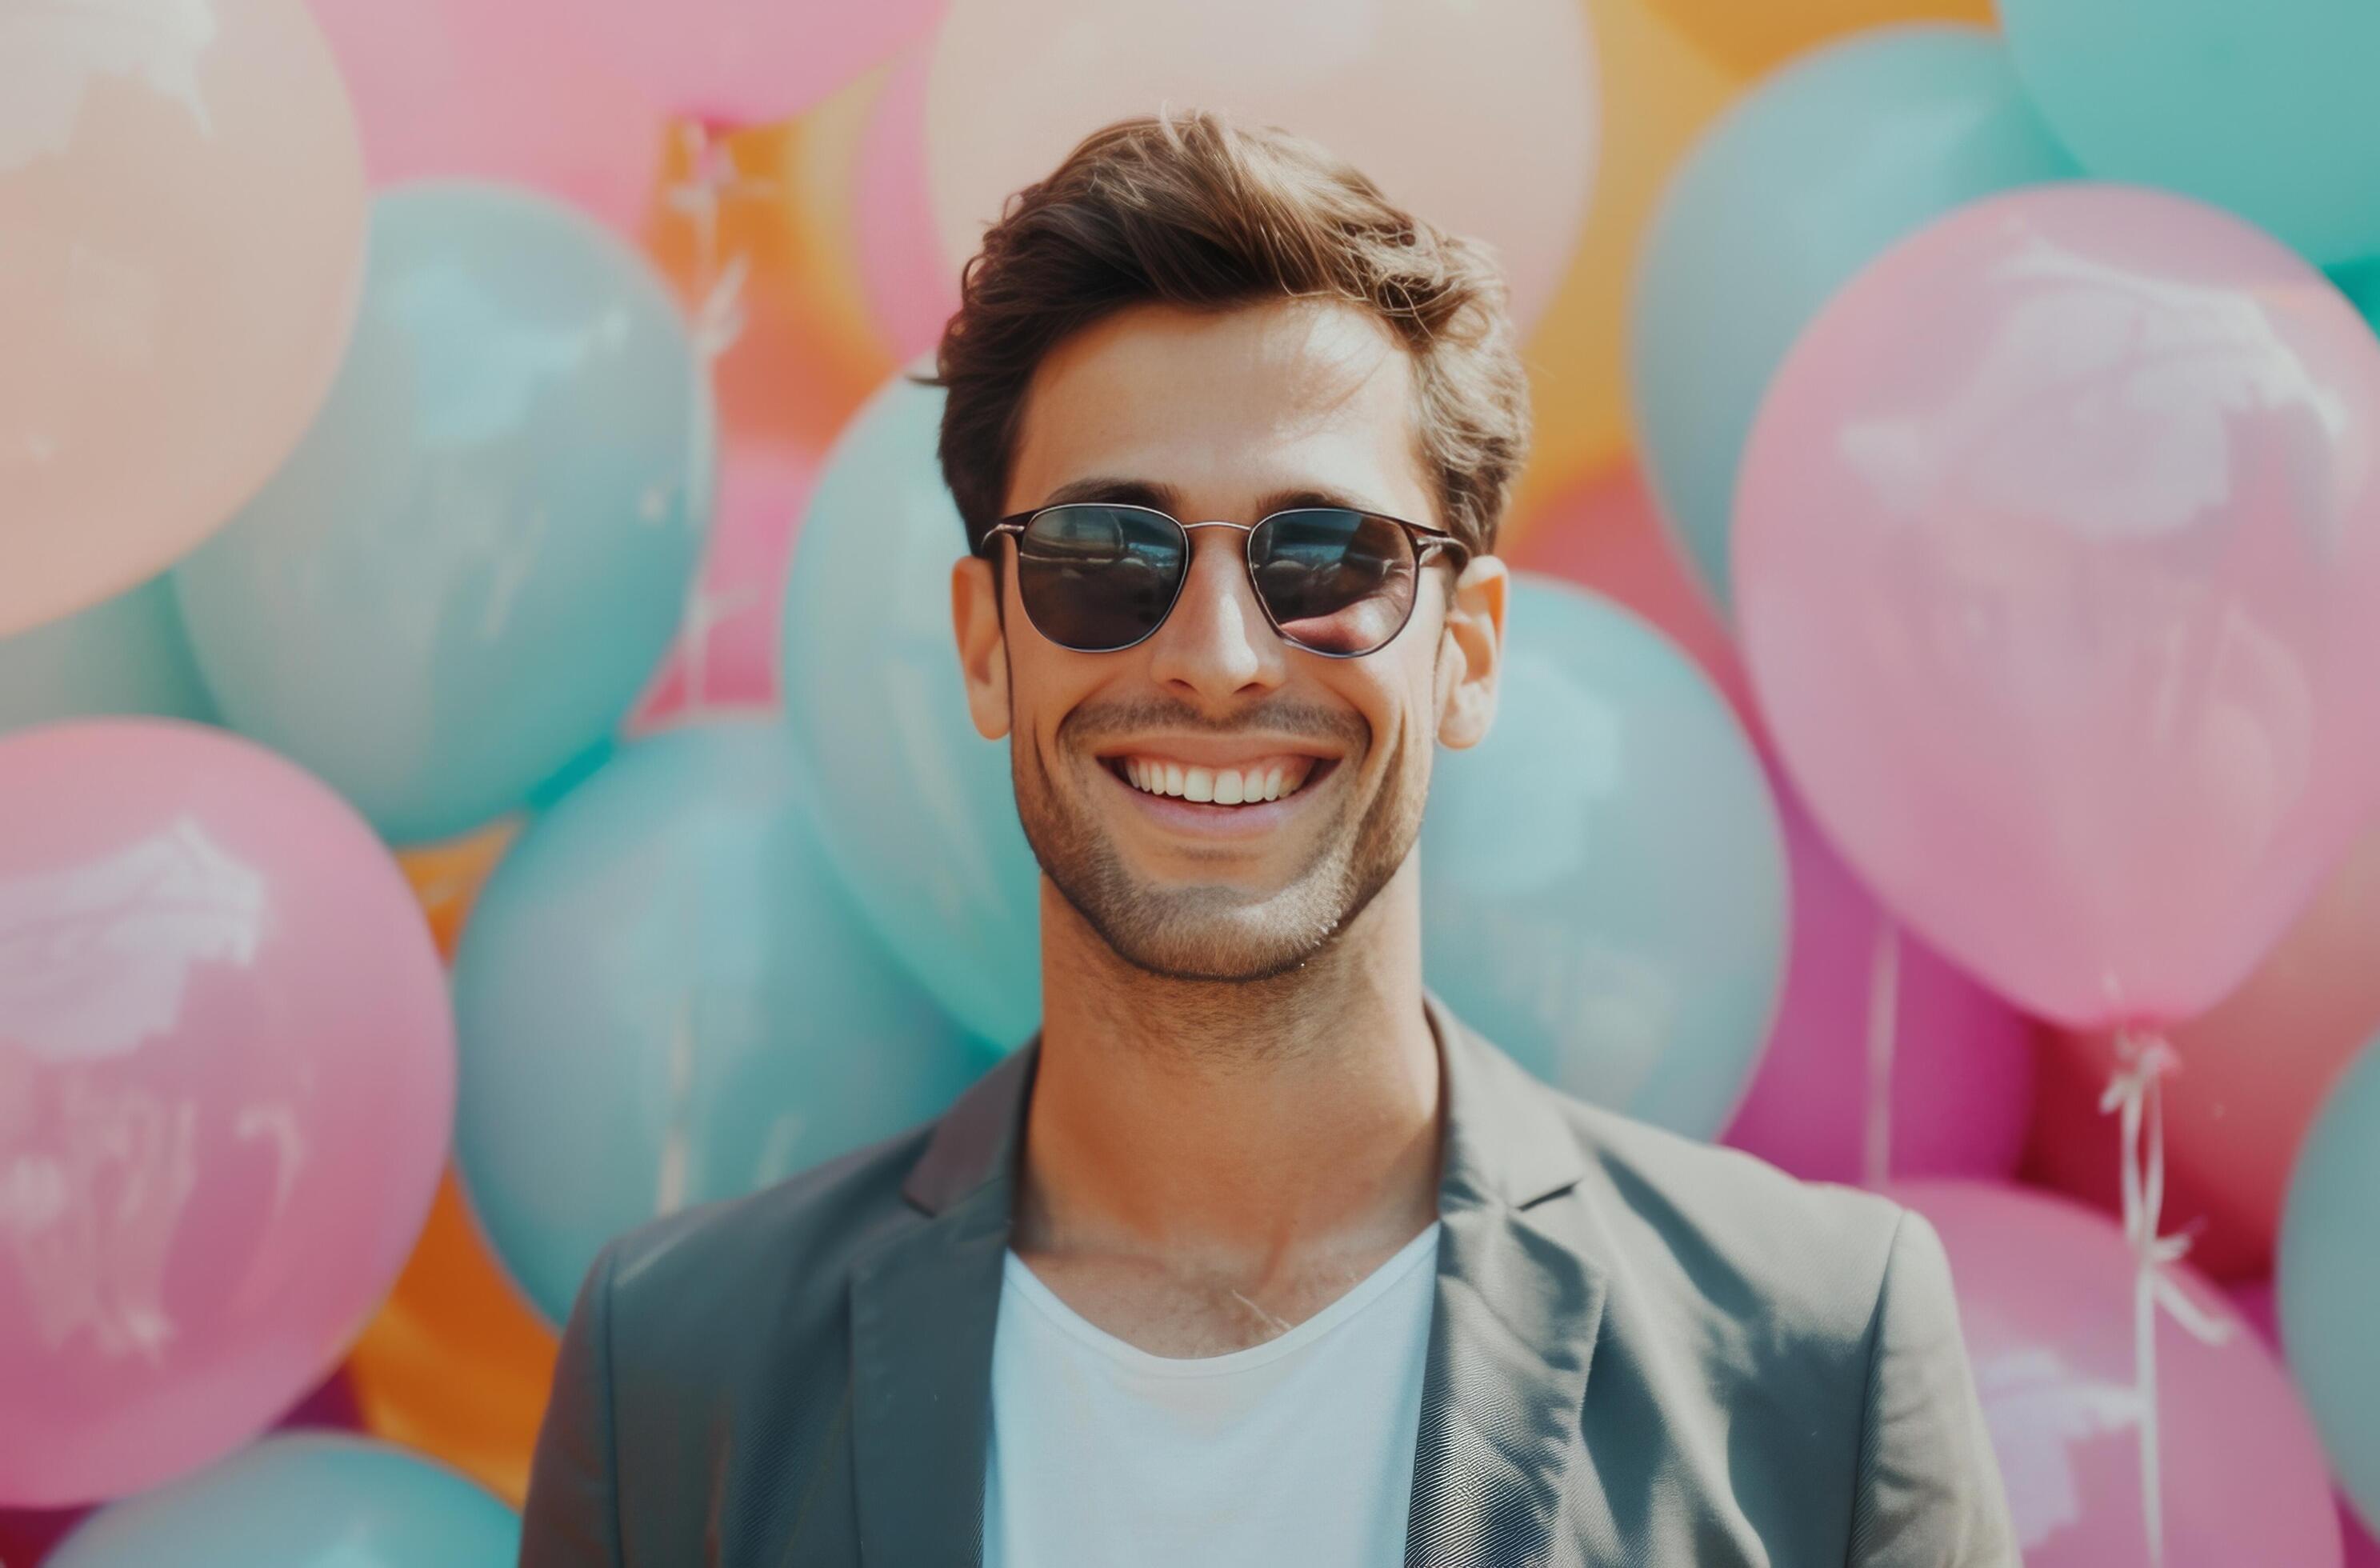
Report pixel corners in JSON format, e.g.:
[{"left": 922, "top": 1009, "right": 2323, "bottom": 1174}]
[{"left": 952, "top": 298, "right": 1506, "bottom": 982}]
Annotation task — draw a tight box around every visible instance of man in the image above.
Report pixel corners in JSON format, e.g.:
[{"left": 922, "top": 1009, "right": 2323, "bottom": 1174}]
[{"left": 521, "top": 110, "right": 2015, "bottom": 1566}]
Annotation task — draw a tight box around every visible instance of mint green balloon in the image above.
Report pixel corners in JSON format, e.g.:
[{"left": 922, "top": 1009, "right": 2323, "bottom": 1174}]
[
  {"left": 779, "top": 370, "right": 1044, "bottom": 1048},
  {"left": 2001, "top": 0, "right": 2380, "bottom": 268},
  {"left": 52, "top": 1434, "right": 518, "bottom": 1566},
  {"left": 1631, "top": 24, "right": 2074, "bottom": 616},
  {"left": 1422, "top": 575, "right": 1787, "bottom": 1138},
  {"left": 2278, "top": 1037, "right": 2380, "bottom": 1534},
  {"left": 0, "top": 574, "right": 216, "bottom": 738},
  {"left": 174, "top": 182, "right": 714, "bottom": 846},
  {"left": 454, "top": 719, "right": 987, "bottom": 1324}
]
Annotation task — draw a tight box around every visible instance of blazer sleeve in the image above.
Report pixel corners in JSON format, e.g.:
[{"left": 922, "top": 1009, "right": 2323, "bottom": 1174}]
[
  {"left": 1845, "top": 1209, "right": 2019, "bottom": 1567},
  {"left": 521, "top": 1240, "right": 625, "bottom": 1568}
]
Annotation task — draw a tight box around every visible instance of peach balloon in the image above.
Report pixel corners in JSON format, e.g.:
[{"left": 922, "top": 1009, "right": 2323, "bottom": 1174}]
[
  {"left": 0, "top": 0, "right": 367, "bottom": 637},
  {"left": 923, "top": 0, "right": 1598, "bottom": 334}
]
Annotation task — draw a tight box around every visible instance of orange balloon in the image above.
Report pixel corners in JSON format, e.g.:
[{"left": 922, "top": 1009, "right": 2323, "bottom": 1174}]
[
  {"left": 344, "top": 1168, "right": 559, "bottom": 1507},
  {"left": 1647, "top": 0, "right": 1994, "bottom": 77},
  {"left": 1505, "top": 0, "right": 1748, "bottom": 540},
  {"left": 398, "top": 820, "right": 518, "bottom": 962},
  {"left": 640, "top": 107, "right": 897, "bottom": 454}
]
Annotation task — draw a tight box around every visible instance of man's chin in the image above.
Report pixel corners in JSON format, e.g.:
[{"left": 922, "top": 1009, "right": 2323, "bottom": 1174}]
[{"left": 1054, "top": 878, "right": 1343, "bottom": 984}]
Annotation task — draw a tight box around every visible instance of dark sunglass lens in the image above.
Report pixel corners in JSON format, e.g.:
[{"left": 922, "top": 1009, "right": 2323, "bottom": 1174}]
[
  {"left": 1249, "top": 510, "right": 1418, "bottom": 655},
  {"left": 1016, "top": 505, "right": 1186, "bottom": 651}
]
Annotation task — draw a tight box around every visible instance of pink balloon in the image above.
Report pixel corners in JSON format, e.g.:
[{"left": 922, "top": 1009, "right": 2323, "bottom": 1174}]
[
  {"left": 1737, "top": 184, "right": 2380, "bottom": 1029},
  {"left": 0, "top": 0, "right": 368, "bottom": 638},
  {"left": 856, "top": 45, "right": 958, "bottom": 363},
  {"left": 306, "top": 0, "right": 664, "bottom": 232},
  {"left": 924, "top": 0, "right": 1598, "bottom": 333},
  {"left": 1512, "top": 467, "right": 2036, "bottom": 1183},
  {"left": 632, "top": 444, "right": 821, "bottom": 723},
  {"left": 1894, "top": 1180, "right": 2343, "bottom": 1566},
  {"left": 0, "top": 722, "right": 452, "bottom": 1507},
  {"left": 502, "top": 0, "right": 943, "bottom": 129},
  {"left": 1724, "top": 780, "right": 2036, "bottom": 1184},
  {"left": 2229, "top": 1280, "right": 2380, "bottom": 1565},
  {"left": 2027, "top": 823, "right": 2380, "bottom": 1279}
]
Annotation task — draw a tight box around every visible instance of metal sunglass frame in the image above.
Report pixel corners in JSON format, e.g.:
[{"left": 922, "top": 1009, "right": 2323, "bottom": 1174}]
[{"left": 977, "top": 502, "right": 1471, "bottom": 658}]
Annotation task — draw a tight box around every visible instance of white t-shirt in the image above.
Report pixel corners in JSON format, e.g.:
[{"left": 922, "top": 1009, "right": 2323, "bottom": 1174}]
[{"left": 982, "top": 1222, "right": 1442, "bottom": 1567}]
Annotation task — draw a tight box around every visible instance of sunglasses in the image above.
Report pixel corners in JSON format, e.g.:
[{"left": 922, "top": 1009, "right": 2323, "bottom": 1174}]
[{"left": 978, "top": 502, "right": 1470, "bottom": 658}]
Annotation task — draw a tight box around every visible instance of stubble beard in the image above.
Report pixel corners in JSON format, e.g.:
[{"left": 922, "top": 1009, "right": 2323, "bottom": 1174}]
[{"left": 1011, "top": 729, "right": 1428, "bottom": 984}]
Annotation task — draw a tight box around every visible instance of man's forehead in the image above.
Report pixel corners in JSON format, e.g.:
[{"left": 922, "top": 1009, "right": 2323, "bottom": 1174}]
[{"left": 1007, "top": 298, "right": 1429, "bottom": 515}]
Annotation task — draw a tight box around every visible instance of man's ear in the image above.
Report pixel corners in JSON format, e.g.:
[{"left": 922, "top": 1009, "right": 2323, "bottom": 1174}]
[
  {"left": 1435, "top": 554, "right": 1507, "bottom": 750},
  {"left": 952, "top": 551, "right": 1012, "bottom": 740}
]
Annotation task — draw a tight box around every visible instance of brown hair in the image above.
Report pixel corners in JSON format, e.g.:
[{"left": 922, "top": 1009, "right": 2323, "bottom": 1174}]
[{"left": 918, "top": 107, "right": 1531, "bottom": 559}]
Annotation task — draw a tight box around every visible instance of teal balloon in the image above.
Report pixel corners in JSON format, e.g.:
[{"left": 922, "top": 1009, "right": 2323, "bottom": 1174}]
[
  {"left": 174, "top": 182, "right": 715, "bottom": 846},
  {"left": 1630, "top": 24, "right": 2074, "bottom": 615},
  {"left": 780, "top": 370, "right": 1042, "bottom": 1047},
  {"left": 0, "top": 574, "right": 217, "bottom": 737},
  {"left": 51, "top": 1434, "right": 518, "bottom": 1566},
  {"left": 2339, "top": 259, "right": 2380, "bottom": 328},
  {"left": 1422, "top": 574, "right": 1787, "bottom": 1138},
  {"left": 2278, "top": 1036, "right": 2380, "bottom": 1533},
  {"left": 2000, "top": 0, "right": 2380, "bottom": 268},
  {"left": 454, "top": 719, "right": 986, "bottom": 1324}
]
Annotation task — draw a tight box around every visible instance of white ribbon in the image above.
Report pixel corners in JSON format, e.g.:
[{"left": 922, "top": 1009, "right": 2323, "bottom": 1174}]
[
  {"left": 1862, "top": 918, "right": 1901, "bottom": 1188},
  {"left": 2097, "top": 1032, "right": 2234, "bottom": 1566}
]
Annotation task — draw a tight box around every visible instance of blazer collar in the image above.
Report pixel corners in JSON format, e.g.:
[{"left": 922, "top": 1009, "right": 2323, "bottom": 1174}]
[{"left": 846, "top": 994, "right": 1610, "bottom": 1568}]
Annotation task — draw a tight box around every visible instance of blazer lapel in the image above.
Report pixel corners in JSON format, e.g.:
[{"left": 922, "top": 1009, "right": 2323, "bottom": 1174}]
[
  {"left": 1406, "top": 995, "right": 1613, "bottom": 1567},
  {"left": 846, "top": 1043, "right": 1038, "bottom": 1568}
]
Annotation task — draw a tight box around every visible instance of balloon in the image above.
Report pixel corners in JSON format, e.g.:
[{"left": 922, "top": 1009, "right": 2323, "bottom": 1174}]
[
  {"left": 0, "top": 576, "right": 216, "bottom": 738},
  {"left": 0, "top": 1369, "right": 358, "bottom": 1566},
  {"left": 924, "top": 0, "right": 1598, "bottom": 334},
  {"left": 0, "top": 721, "right": 451, "bottom": 1506},
  {"left": 0, "top": 0, "right": 367, "bottom": 637},
  {"left": 491, "top": 0, "right": 942, "bottom": 130},
  {"left": 2281, "top": 1038, "right": 2380, "bottom": 1537},
  {"left": 1631, "top": 24, "right": 2075, "bottom": 615},
  {"left": 2026, "top": 824, "right": 2380, "bottom": 1279},
  {"left": 2227, "top": 1280, "right": 2380, "bottom": 1566},
  {"left": 1894, "top": 1181, "right": 2345, "bottom": 1567},
  {"left": 49, "top": 1434, "right": 518, "bottom": 1567},
  {"left": 780, "top": 370, "right": 1044, "bottom": 1046},
  {"left": 1502, "top": 0, "right": 1746, "bottom": 531},
  {"left": 453, "top": 720, "right": 986, "bottom": 1324},
  {"left": 1420, "top": 574, "right": 1786, "bottom": 1138},
  {"left": 344, "top": 1170, "right": 557, "bottom": 1509},
  {"left": 1504, "top": 460, "right": 1751, "bottom": 718},
  {"left": 1650, "top": 0, "right": 1991, "bottom": 75},
  {"left": 634, "top": 444, "right": 822, "bottom": 723},
  {"left": 642, "top": 118, "right": 899, "bottom": 454},
  {"left": 397, "top": 822, "right": 521, "bottom": 965},
  {"left": 1998, "top": 0, "right": 2380, "bottom": 269},
  {"left": 1507, "top": 466, "right": 2034, "bottom": 1175},
  {"left": 308, "top": 0, "right": 664, "bottom": 231},
  {"left": 1723, "top": 781, "right": 2035, "bottom": 1183},
  {"left": 854, "top": 46, "right": 954, "bottom": 363},
  {"left": 172, "top": 182, "right": 716, "bottom": 846},
  {"left": 1735, "top": 184, "right": 2380, "bottom": 1029}
]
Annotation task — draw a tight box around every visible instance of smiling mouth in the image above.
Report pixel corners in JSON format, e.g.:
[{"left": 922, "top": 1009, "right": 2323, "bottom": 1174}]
[{"left": 1102, "top": 753, "right": 1335, "bottom": 807}]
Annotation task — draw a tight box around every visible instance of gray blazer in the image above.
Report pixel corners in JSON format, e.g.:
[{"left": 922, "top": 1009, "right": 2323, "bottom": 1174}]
[{"left": 521, "top": 995, "right": 2017, "bottom": 1566}]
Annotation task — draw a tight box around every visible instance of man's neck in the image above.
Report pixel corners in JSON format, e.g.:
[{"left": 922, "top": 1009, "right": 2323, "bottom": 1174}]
[{"left": 1014, "top": 858, "right": 1443, "bottom": 1286}]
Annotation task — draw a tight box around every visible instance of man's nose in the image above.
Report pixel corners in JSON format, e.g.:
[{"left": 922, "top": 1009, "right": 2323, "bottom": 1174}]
[{"left": 1143, "top": 525, "right": 1288, "bottom": 704}]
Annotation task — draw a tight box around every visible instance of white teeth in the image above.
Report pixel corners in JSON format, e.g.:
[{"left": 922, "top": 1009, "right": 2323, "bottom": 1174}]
[{"left": 1119, "top": 758, "right": 1315, "bottom": 805}]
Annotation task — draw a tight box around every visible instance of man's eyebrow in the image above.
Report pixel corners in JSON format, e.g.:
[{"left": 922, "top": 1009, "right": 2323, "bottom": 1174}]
[{"left": 1033, "top": 477, "right": 1403, "bottom": 519}]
